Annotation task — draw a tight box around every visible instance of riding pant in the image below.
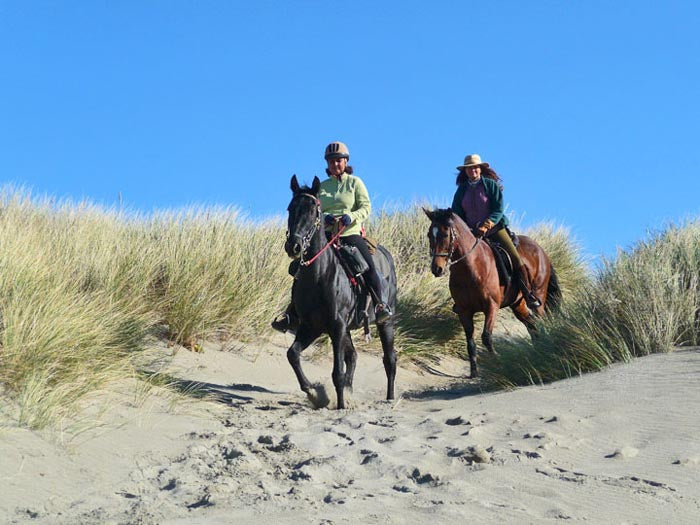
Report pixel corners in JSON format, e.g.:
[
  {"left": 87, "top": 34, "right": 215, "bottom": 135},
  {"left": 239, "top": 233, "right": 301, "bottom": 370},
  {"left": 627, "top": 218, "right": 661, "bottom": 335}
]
[{"left": 488, "top": 228, "right": 523, "bottom": 268}]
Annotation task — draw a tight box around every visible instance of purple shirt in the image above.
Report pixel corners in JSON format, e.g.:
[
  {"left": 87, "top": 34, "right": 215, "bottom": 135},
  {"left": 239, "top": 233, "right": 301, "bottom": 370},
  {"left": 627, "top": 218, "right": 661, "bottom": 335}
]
[{"left": 461, "top": 180, "right": 490, "bottom": 228}]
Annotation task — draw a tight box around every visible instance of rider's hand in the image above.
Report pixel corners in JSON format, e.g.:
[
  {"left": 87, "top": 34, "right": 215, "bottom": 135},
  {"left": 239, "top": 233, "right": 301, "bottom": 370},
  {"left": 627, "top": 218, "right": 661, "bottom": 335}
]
[
  {"left": 324, "top": 214, "right": 336, "bottom": 226},
  {"left": 339, "top": 214, "right": 352, "bottom": 227},
  {"left": 476, "top": 219, "right": 494, "bottom": 237}
]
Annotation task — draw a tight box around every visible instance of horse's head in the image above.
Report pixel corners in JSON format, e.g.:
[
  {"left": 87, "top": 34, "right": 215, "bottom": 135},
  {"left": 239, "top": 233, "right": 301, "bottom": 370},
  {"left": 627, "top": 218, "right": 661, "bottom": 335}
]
[
  {"left": 285, "top": 175, "right": 322, "bottom": 259},
  {"left": 423, "top": 207, "right": 456, "bottom": 277}
]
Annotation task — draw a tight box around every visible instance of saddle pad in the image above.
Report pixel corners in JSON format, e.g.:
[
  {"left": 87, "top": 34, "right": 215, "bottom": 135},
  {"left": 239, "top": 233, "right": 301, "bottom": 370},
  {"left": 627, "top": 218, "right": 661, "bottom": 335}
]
[{"left": 364, "top": 236, "right": 378, "bottom": 255}]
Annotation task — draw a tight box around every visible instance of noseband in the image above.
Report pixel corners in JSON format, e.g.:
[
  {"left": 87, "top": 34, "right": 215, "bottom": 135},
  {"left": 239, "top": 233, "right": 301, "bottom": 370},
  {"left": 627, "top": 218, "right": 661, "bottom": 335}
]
[{"left": 430, "top": 223, "right": 481, "bottom": 268}]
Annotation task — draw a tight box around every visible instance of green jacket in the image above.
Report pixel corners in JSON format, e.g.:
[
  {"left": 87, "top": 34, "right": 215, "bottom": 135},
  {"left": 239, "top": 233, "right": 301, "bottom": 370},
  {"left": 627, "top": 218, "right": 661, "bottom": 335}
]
[
  {"left": 319, "top": 173, "right": 371, "bottom": 237},
  {"left": 450, "top": 176, "right": 509, "bottom": 228}
]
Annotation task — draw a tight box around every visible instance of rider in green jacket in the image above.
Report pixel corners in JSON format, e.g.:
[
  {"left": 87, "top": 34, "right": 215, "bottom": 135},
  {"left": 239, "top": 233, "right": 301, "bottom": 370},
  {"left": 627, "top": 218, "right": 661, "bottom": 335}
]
[{"left": 272, "top": 141, "right": 392, "bottom": 333}]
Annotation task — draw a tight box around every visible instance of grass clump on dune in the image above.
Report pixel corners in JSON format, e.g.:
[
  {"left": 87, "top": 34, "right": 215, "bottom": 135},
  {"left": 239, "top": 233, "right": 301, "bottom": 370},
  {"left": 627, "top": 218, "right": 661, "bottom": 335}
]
[
  {"left": 481, "top": 221, "right": 700, "bottom": 388},
  {"left": 0, "top": 192, "right": 155, "bottom": 429}
]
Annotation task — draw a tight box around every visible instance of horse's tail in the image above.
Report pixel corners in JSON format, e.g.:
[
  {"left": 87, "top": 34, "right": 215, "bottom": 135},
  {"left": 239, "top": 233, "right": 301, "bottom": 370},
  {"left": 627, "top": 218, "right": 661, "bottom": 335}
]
[{"left": 545, "top": 264, "right": 562, "bottom": 313}]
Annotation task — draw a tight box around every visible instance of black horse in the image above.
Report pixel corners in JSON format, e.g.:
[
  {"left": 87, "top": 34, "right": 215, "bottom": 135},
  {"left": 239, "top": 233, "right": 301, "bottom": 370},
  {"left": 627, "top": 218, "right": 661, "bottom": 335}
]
[{"left": 284, "top": 175, "right": 398, "bottom": 409}]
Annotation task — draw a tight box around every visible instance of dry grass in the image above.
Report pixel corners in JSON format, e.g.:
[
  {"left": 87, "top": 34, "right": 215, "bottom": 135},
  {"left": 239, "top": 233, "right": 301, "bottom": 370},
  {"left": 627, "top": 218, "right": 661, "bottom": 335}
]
[{"left": 1, "top": 186, "right": 693, "bottom": 428}]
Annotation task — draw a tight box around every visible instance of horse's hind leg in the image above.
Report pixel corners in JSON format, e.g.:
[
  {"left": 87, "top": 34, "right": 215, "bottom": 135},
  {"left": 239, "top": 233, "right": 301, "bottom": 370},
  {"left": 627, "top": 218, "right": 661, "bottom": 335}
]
[
  {"left": 287, "top": 325, "right": 321, "bottom": 397},
  {"left": 343, "top": 334, "right": 357, "bottom": 391},
  {"left": 378, "top": 321, "right": 397, "bottom": 400},
  {"left": 457, "top": 312, "right": 478, "bottom": 378},
  {"left": 511, "top": 300, "right": 537, "bottom": 338}
]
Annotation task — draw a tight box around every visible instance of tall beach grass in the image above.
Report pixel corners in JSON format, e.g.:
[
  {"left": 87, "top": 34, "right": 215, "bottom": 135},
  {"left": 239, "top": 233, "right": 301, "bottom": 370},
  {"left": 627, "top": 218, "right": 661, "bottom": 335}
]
[
  {"left": 1, "top": 186, "right": 696, "bottom": 428},
  {"left": 481, "top": 221, "right": 700, "bottom": 388}
]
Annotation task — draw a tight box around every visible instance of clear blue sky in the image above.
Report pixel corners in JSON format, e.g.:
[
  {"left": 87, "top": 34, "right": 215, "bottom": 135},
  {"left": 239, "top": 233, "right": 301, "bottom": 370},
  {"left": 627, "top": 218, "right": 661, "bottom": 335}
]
[{"left": 2, "top": 1, "right": 699, "bottom": 259}]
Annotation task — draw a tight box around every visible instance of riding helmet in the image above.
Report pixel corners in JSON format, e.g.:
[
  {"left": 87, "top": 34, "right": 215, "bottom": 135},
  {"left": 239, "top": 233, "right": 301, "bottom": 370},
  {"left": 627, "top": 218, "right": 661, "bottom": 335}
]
[{"left": 324, "top": 141, "right": 350, "bottom": 160}]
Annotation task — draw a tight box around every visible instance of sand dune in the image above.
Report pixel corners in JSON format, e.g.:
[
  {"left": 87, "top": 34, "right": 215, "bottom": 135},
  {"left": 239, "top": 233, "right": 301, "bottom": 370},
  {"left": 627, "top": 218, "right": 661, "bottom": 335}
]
[{"left": 2, "top": 339, "right": 699, "bottom": 524}]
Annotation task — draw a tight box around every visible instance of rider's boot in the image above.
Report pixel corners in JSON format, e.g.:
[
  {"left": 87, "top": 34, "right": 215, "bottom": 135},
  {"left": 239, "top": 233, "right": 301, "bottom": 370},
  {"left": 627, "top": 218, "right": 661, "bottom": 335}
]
[
  {"left": 271, "top": 302, "right": 299, "bottom": 334},
  {"left": 367, "top": 280, "right": 392, "bottom": 325},
  {"left": 374, "top": 300, "right": 392, "bottom": 324},
  {"left": 515, "top": 265, "right": 542, "bottom": 309}
]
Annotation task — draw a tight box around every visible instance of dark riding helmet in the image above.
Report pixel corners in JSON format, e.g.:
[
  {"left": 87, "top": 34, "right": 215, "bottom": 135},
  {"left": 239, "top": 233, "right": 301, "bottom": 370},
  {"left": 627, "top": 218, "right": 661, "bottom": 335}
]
[{"left": 324, "top": 141, "right": 350, "bottom": 160}]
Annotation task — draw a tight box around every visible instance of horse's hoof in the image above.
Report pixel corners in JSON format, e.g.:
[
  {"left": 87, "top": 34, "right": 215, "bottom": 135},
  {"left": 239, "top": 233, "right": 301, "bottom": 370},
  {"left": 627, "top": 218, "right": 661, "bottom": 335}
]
[{"left": 306, "top": 382, "right": 331, "bottom": 409}]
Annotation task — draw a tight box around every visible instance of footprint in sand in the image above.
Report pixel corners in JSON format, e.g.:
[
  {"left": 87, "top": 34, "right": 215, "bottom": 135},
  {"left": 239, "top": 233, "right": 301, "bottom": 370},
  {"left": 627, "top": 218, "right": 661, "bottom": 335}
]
[
  {"left": 605, "top": 446, "right": 639, "bottom": 459},
  {"left": 447, "top": 445, "right": 492, "bottom": 464},
  {"left": 672, "top": 457, "right": 700, "bottom": 466}
]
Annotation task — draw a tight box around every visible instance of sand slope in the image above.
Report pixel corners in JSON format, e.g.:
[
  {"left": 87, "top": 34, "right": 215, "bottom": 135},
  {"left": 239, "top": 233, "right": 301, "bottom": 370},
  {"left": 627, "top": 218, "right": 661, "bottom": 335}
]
[{"left": 2, "top": 340, "right": 699, "bottom": 524}]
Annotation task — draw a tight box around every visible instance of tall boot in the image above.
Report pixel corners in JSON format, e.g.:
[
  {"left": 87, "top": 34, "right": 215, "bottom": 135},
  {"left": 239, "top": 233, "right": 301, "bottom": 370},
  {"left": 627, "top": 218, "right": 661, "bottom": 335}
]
[
  {"left": 516, "top": 265, "right": 542, "bottom": 309},
  {"left": 271, "top": 301, "right": 299, "bottom": 334},
  {"left": 367, "top": 280, "right": 392, "bottom": 324}
]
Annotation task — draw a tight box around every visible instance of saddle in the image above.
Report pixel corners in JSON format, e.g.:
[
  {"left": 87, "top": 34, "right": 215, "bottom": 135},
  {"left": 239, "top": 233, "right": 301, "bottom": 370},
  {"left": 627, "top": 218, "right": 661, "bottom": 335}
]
[
  {"left": 483, "top": 227, "right": 520, "bottom": 287},
  {"left": 335, "top": 238, "right": 387, "bottom": 340}
]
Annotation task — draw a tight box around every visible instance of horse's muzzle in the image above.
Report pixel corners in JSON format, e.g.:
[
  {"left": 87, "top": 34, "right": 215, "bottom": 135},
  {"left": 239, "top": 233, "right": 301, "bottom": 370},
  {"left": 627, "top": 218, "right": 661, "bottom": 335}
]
[
  {"left": 431, "top": 263, "right": 445, "bottom": 277},
  {"left": 284, "top": 239, "right": 302, "bottom": 259}
]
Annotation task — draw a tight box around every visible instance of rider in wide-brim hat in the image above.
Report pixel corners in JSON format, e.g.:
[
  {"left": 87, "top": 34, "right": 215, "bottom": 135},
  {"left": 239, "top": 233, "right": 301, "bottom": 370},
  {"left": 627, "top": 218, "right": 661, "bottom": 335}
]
[{"left": 451, "top": 153, "right": 542, "bottom": 309}]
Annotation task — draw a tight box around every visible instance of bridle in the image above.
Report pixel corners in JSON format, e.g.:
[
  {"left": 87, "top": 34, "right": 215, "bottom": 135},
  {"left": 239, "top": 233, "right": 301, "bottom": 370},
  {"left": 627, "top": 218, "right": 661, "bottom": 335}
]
[
  {"left": 287, "top": 192, "right": 345, "bottom": 267},
  {"left": 430, "top": 222, "right": 481, "bottom": 269},
  {"left": 287, "top": 193, "right": 322, "bottom": 260}
]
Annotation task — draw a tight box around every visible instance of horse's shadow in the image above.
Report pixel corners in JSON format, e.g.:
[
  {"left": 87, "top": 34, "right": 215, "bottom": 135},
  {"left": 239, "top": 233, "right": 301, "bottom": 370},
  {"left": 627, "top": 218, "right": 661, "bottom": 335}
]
[
  {"left": 401, "top": 380, "right": 483, "bottom": 401},
  {"left": 141, "top": 371, "right": 284, "bottom": 407}
]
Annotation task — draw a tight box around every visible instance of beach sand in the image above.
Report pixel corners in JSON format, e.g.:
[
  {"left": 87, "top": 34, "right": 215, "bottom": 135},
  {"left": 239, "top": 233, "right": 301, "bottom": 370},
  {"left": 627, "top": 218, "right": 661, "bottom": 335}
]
[{"left": 2, "top": 338, "right": 699, "bottom": 524}]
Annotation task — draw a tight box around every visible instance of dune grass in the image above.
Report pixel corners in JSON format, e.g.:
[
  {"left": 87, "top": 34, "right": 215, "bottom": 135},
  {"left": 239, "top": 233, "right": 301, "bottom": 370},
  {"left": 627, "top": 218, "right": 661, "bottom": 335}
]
[
  {"left": 480, "top": 221, "right": 700, "bottom": 388},
  {"left": 1, "top": 186, "right": 697, "bottom": 428}
]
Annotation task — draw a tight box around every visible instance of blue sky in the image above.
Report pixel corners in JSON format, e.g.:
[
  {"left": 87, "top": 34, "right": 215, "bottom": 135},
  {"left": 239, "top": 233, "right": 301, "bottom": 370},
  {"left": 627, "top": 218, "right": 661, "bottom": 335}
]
[{"left": 1, "top": 1, "right": 699, "bottom": 259}]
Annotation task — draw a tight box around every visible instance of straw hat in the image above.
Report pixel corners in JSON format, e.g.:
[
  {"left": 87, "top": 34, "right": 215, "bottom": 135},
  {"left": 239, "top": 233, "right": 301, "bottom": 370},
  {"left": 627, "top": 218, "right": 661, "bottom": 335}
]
[{"left": 456, "top": 153, "right": 489, "bottom": 170}]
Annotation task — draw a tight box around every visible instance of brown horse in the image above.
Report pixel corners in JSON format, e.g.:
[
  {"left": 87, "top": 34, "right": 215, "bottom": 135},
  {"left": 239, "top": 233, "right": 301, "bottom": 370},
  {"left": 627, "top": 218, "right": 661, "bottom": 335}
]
[{"left": 424, "top": 208, "right": 560, "bottom": 377}]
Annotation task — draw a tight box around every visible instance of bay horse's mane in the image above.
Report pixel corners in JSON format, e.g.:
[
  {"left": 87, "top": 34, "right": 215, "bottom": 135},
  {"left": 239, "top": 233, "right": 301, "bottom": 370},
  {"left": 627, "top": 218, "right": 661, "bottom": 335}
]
[
  {"left": 431, "top": 208, "right": 456, "bottom": 226},
  {"left": 431, "top": 208, "right": 471, "bottom": 234}
]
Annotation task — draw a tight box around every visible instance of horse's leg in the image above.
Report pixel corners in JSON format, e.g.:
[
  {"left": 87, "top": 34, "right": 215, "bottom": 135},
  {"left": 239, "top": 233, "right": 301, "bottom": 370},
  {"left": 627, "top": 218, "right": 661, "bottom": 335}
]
[
  {"left": 286, "top": 324, "right": 321, "bottom": 396},
  {"left": 378, "top": 321, "right": 397, "bottom": 400},
  {"left": 511, "top": 300, "right": 537, "bottom": 338},
  {"left": 330, "top": 321, "right": 348, "bottom": 409},
  {"left": 343, "top": 333, "right": 357, "bottom": 391},
  {"left": 481, "top": 300, "right": 498, "bottom": 354},
  {"left": 458, "top": 311, "right": 478, "bottom": 378}
]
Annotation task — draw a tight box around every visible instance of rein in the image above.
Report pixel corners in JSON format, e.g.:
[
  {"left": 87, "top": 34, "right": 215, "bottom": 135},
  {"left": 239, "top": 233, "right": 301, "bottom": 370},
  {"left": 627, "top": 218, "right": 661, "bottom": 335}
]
[
  {"left": 431, "top": 224, "right": 481, "bottom": 269},
  {"left": 300, "top": 224, "right": 346, "bottom": 267}
]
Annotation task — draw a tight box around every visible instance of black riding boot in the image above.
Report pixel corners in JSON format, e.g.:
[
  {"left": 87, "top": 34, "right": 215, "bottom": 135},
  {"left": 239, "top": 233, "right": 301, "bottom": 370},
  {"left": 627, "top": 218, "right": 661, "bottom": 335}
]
[
  {"left": 271, "top": 301, "right": 299, "bottom": 334},
  {"left": 516, "top": 265, "right": 542, "bottom": 309},
  {"left": 366, "top": 280, "right": 392, "bottom": 325}
]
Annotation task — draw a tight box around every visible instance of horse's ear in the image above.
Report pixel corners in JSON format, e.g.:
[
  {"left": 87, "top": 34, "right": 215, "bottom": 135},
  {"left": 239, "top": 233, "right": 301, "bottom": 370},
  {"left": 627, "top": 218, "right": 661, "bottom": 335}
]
[
  {"left": 422, "top": 207, "right": 434, "bottom": 220},
  {"left": 290, "top": 174, "right": 300, "bottom": 193},
  {"left": 311, "top": 176, "right": 321, "bottom": 194}
]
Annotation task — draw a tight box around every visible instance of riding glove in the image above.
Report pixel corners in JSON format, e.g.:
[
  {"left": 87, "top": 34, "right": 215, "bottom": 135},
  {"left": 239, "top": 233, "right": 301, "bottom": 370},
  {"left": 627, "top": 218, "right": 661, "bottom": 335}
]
[
  {"left": 324, "top": 214, "right": 336, "bottom": 226},
  {"left": 476, "top": 219, "right": 495, "bottom": 237},
  {"left": 339, "top": 214, "right": 352, "bottom": 226}
]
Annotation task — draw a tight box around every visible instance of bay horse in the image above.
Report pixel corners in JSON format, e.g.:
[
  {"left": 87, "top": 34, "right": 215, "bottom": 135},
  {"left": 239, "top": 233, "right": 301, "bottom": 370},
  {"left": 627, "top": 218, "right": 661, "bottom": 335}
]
[
  {"left": 424, "top": 208, "right": 560, "bottom": 378},
  {"left": 284, "top": 175, "right": 398, "bottom": 409}
]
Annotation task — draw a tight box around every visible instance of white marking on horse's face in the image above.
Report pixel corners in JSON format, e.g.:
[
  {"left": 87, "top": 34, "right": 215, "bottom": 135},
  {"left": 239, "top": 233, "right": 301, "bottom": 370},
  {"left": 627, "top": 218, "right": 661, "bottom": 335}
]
[{"left": 431, "top": 226, "right": 438, "bottom": 241}]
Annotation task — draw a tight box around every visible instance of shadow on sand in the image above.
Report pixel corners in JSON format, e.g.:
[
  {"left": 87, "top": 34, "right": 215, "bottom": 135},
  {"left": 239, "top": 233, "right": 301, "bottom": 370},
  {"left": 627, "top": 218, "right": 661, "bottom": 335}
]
[{"left": 402, "top": 378, "right": 484, "bottom": 402}]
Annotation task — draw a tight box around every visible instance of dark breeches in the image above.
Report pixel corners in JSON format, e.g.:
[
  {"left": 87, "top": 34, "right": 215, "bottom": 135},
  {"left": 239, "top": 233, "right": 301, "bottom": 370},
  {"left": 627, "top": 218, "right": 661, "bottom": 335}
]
[{"left": 341, "top": 234, "right": 383, "bottom": 294}]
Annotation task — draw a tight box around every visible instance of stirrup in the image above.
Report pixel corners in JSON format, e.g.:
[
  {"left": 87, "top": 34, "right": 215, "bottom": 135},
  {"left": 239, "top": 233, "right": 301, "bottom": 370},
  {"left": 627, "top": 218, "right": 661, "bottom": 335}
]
[{"left": 374, "top": 303, "right": 392, "bottom": 325}]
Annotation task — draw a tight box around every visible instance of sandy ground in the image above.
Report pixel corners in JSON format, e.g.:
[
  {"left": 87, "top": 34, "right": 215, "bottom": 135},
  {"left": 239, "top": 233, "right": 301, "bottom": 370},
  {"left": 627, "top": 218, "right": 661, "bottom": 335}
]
[{"left": 1, "top": 336, "right": 699, "bottom": 524}]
